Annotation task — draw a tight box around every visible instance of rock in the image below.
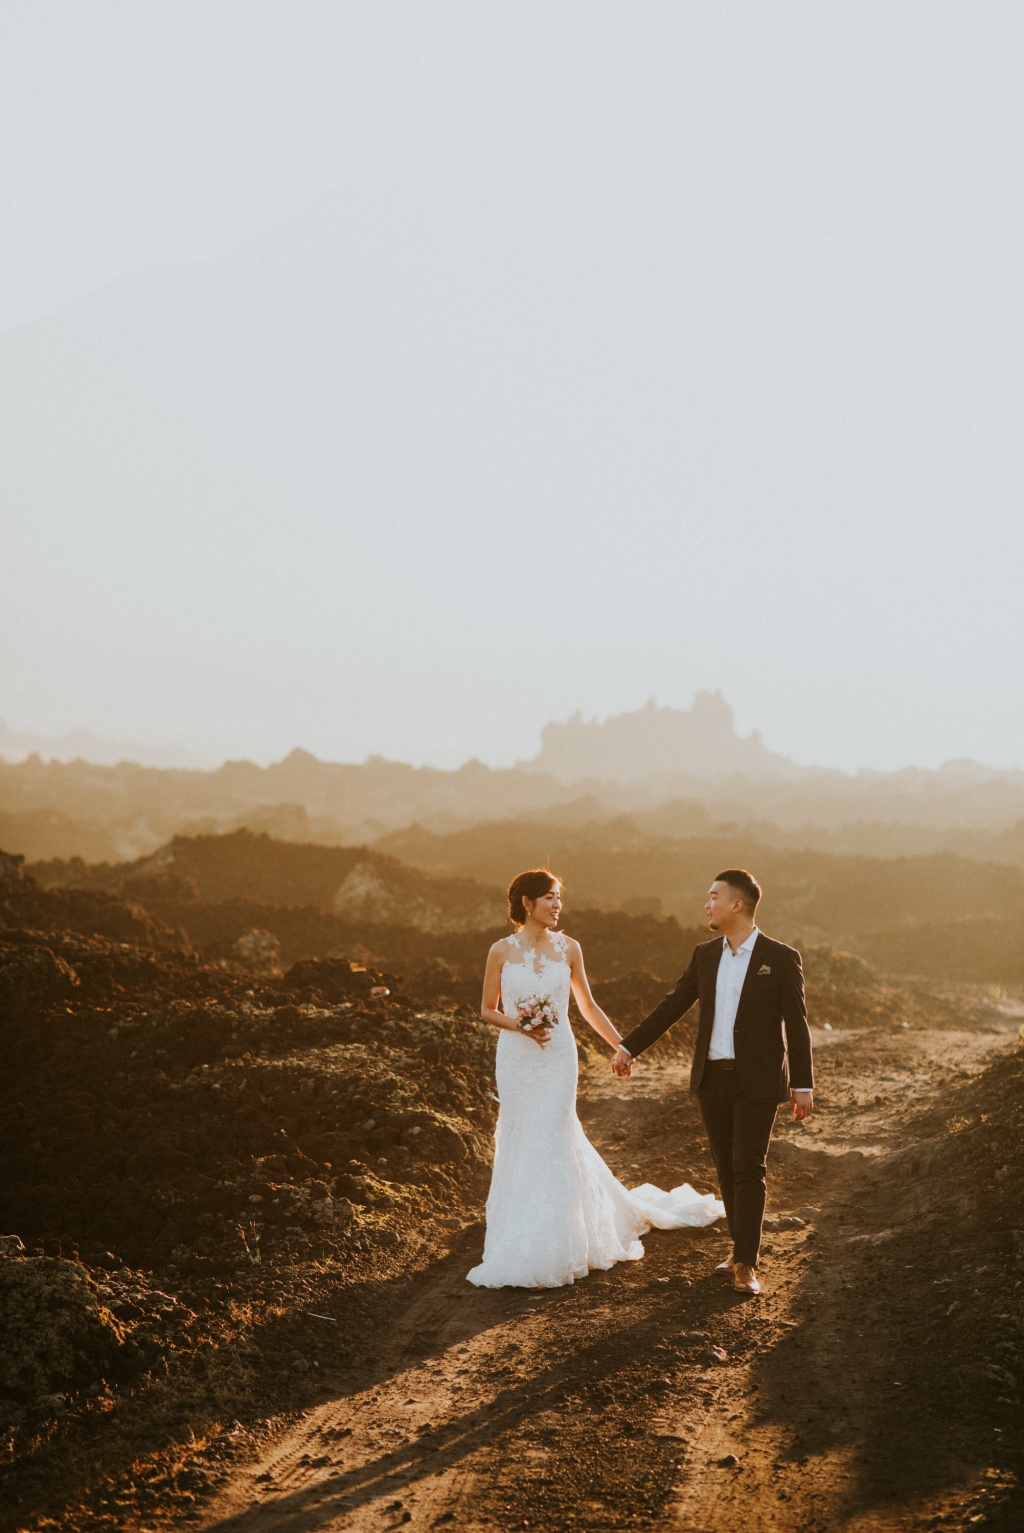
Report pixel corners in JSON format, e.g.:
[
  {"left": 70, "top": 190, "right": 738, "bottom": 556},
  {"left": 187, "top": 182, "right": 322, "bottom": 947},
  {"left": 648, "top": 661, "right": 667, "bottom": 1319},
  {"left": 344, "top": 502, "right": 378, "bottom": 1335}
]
[
  {"left": 715, "top": 1453, "right": 739, "bottom": 1468},
  {"left": 0, "top": 850, "right": 26, "bottom": 894},
  {"left": 0, "top": 1257, "right": 132, "bottom": 1406},
  {"left": 0, "top": 940, "right": 79, "bottom": 1011},
  {"left": 282, "top": 957, "right": 392, "bottom": 1002},
  {"left": 0, "top": 1234, "right": 26, "bottom": 1257},
  {"left": 147, "top": 1291, "right": 178, "bottom": 1312},
  {"left": 847, "top": 1227, "right": 899, "bottom": 1247},
  {"left": 231, "top": 929, "right": 282, "bottom": 976},
  {"left": 701, "top": 1346, "right": 729, "bottom": 1366},
  {"left": 410, "top": 957, "right": 464, "bottom": 1003},
  {"left": 428, "top": 1121, "right": 469, "bottom": 1162}
]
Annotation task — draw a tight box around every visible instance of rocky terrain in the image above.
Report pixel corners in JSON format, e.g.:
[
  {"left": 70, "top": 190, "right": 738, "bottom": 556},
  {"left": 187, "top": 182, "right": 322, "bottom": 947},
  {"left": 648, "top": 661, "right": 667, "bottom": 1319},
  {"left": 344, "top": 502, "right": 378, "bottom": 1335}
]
[
  {"left": 1, "top": 832, "right": 1022, "bottom": 1532},
  {"left": 0, "top": 849, "right": 499, "bottom": 1530},
  {"left": 376, "top": 818, "right": 1024, "bottom": 984},
  {"left": 28, "top": 822, "right": 1024, "bottom": 991},
  {"left": 29, "top": 829, "right": 506, "bottom": 934},
  {"left": 193, "top": 1004, "right": 1024, "bottom": 1533}
]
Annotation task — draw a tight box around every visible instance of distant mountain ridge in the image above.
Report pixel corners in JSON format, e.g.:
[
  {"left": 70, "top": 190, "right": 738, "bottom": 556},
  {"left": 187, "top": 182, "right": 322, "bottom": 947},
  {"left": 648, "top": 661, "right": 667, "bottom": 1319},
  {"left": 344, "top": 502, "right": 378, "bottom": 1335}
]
[
  {"left": 3, "top": 698, "right": 1024, "bottom": 869},
  {"left": 0, "top": 717, "right": 203, "bottom": 770},
  {"left": 6, "top": 693, "right": 1017, "bottom": 787},
  {"left": 528, "top": 692, "right": 802, "bottom": 784},
  {"left": 4, "top": 691, "right": 1024, "bottom": 866}
]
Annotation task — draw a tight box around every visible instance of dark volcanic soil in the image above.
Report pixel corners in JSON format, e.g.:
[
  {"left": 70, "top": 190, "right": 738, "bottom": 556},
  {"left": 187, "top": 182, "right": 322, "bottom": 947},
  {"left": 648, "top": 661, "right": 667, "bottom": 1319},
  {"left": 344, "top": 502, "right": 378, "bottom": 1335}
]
[
  {"left": 0, "top": 853, "right": 499, "bottom": 1530},
  {"left": 2, "top": 840, "right": 1023, "bottom": 1532},
  {"left": 188, "top": 1007, "right": 1024, "bottom": 1533}
]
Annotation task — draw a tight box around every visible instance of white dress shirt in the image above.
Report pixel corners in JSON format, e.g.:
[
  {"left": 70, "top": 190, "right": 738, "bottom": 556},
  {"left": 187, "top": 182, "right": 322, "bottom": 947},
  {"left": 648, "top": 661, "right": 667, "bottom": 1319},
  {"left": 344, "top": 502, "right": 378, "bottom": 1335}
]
[{"left": 707, "top": 927, "right": 760, "bottom": 1061}]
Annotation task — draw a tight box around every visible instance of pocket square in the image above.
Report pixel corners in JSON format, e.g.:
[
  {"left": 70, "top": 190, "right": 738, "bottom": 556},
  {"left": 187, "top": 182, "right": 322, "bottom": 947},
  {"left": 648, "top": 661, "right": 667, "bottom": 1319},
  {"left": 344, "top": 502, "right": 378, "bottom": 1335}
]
[{"left": 756, "top": 964, "right": 771, "bottom": 975}]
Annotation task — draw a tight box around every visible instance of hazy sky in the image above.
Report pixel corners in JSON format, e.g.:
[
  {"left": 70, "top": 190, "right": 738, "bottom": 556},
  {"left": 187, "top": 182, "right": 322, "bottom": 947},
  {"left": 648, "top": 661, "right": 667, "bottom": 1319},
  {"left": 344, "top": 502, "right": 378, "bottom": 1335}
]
[{"left": 2, "top": 3, "right": 1023, "bottom": 772}]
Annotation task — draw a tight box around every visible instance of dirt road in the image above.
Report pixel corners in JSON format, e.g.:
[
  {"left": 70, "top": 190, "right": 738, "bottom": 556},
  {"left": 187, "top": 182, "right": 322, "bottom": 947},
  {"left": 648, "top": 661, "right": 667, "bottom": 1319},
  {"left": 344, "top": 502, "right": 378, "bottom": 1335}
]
[{"left": 188, "top": 1004, "right": 1023, "bottom": 1533}]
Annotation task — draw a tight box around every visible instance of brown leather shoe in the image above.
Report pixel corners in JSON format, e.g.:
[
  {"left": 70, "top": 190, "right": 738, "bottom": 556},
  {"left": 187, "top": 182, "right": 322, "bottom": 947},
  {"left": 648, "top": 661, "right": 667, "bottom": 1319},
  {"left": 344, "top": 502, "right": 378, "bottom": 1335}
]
[
  {"left": 714, "top": 1253, "right": 737, "bottom": 1275},
  {"left": 732, "top": 1263, "right": 761, "bottom": 1295}
]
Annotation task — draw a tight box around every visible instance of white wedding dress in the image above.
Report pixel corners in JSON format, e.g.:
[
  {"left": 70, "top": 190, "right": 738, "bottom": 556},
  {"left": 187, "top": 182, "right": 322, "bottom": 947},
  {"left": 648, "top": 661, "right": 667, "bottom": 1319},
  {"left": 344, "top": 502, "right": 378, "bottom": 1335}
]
[{"left": 467, "top": 931, "right": 725, "bottom": 1289}]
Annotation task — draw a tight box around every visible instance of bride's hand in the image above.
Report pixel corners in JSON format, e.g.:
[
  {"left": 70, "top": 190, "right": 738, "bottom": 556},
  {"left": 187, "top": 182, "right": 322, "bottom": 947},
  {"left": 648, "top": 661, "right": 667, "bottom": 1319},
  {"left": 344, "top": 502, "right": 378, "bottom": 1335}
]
[
  {"left": 610, "top": 1046, "right": 633, "bottom": 1077},
  {"left": 522, "top": 1023, "right": 552, "bottom": 1047}
]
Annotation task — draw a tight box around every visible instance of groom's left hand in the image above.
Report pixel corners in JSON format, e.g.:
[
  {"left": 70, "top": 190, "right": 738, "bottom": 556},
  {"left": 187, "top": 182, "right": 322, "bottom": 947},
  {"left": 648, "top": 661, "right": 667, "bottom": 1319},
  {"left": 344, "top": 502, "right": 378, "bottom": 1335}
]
[{"left": 790, "top": 1089, "right": 813, "bottom": 1121}]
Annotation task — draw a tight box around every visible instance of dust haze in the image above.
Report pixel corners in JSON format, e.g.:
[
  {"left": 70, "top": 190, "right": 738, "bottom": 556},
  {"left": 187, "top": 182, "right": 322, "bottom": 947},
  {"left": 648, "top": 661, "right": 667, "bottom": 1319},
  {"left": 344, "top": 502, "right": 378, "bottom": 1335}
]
[
  {"left": 3, "top": 3, "right": 1024, "bottom": 769},
  {"left": 2, "top": 8, "right": 1023, "bottom": 1533}
]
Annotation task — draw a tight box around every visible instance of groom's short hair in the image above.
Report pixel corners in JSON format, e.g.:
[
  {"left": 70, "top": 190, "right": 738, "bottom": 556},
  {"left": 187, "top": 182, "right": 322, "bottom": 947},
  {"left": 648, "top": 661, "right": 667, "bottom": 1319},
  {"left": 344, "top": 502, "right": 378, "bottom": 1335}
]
[{"left": 715, "top": 868, "right": 761, "bottom": 914}]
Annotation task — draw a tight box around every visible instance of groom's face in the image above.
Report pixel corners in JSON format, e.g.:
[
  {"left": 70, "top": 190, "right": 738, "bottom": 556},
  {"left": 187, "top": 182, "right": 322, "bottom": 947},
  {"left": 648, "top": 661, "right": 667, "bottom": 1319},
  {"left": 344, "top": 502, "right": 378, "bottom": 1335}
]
[{"left": 705, "top": 880, "right": 744, "bottom": 932}]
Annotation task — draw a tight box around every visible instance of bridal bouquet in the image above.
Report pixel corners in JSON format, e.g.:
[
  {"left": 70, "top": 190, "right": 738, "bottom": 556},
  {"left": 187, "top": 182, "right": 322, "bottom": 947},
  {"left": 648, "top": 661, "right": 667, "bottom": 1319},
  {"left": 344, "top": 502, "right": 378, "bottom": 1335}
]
[{"left": 516, "top": 995, "right": 560, "bottom": 1034}]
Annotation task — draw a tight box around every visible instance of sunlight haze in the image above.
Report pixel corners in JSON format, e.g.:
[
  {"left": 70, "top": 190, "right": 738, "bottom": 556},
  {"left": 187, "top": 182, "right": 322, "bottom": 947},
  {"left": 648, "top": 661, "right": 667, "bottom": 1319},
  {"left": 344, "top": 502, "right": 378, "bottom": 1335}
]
[{"left": 2, "top": 2, "right": 1022, "bottom": 771}]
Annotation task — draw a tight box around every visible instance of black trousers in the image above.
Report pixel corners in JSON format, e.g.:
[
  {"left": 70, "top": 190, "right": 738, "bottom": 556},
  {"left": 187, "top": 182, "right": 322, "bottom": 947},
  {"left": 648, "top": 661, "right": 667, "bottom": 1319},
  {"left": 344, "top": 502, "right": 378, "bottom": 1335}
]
[{"left": 697, "top": 1063, "right": 778, "bottom": 1268}]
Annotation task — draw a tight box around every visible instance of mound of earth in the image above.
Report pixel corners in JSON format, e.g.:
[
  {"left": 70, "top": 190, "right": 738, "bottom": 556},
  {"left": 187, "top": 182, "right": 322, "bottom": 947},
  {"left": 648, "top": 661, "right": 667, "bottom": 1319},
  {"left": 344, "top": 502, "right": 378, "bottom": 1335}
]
[
  {"left": 849, "top": 1043, "right": 1024, "bottom": 1433},
  {"left": 0, "top": 873, "right": 502, "bottom": 1526},
  {"left": 0, "top": 927, "right": 495, "bottom": 1274},
  {"left": 0, "top": 1255, "right": 143, "bottom": 1426},
  {"left": 29, "top": 829, "right": 504, "bottom": 932},
  {"left": 858, "top": 914, "right": 1024, "bottom": 986},
  {"left": 1, "top": 849, "right": 175, "bottom": 950}
]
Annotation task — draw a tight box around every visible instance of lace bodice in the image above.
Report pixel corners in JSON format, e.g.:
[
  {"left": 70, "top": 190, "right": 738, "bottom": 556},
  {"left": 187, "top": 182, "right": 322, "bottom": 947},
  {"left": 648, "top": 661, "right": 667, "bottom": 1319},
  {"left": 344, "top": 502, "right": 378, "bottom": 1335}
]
[{"left": 500, "top": 929, "right": 572, "bottom": 1027}]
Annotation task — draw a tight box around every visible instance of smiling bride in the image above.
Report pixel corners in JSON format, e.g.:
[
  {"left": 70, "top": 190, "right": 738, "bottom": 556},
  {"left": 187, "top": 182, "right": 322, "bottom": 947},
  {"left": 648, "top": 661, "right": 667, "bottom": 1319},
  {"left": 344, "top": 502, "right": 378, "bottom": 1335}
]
[{"left": 467, "top": 869, "right": 724, "bottom": 1289}]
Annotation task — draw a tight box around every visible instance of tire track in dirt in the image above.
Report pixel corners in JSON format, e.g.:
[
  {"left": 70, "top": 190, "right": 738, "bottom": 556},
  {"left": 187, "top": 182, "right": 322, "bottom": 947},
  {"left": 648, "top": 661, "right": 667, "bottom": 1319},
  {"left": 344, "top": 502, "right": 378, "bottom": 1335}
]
[{"left": 190, "top": 1003, "right": 1022, "bottom": 1533}]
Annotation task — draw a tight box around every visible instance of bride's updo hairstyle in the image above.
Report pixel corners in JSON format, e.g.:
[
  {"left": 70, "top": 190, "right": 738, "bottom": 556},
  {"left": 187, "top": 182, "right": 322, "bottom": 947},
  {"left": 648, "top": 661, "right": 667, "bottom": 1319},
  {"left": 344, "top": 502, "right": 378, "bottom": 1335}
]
[{"left": 507, "top": 868, "right": 563, "bottom": 929}]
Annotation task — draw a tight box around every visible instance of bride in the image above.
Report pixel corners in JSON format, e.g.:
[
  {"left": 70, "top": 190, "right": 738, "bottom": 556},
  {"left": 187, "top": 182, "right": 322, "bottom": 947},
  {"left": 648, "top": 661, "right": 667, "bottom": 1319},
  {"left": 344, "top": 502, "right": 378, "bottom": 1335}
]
[{"left": 467, "top": 868, "right": 724, "bottom": 1289}]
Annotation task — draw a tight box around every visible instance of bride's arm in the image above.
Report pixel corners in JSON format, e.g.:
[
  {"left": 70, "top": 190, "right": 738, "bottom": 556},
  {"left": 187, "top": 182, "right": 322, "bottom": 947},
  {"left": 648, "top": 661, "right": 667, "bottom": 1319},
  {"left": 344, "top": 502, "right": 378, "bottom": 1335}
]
[
  {"left": 480, "top": 943, "right": 551, "bottom": 1046},
  {"left": 567, "top": 940, "right": 623, "bottom": 1049}
]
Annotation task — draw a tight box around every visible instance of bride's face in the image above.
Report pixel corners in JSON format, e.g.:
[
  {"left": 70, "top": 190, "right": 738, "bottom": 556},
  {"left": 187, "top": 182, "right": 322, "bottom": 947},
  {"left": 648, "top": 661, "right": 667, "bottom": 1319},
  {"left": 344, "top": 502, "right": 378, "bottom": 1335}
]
[{"left": 525, "top": 884, "right": 562, "bottom": 928}]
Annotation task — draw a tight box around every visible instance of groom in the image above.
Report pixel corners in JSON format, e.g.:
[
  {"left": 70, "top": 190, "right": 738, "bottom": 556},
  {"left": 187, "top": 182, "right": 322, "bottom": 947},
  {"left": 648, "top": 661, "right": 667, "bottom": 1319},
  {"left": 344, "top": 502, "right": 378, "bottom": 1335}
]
[{"left": 611, "top": 869, "right": 813, "bottom": 1296}]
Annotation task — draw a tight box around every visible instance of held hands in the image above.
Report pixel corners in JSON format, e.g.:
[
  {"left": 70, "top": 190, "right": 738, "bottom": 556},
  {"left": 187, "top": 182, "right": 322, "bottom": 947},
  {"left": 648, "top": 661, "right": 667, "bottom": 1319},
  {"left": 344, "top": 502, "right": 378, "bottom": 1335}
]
[
  {"left": 610, "top": 1046, "right": 633, "bottom": 1078},
  {"left": 790, "top": 1089, "right": 814, "bottom": 1121}
]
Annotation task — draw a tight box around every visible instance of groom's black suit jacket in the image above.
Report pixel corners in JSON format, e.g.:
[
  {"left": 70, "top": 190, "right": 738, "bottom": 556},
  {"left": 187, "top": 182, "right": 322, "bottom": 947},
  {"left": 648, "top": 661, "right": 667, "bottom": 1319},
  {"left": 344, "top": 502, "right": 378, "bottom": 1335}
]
[{"left": 620, "top": 933, "right": 813, "bottom": 1105}]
